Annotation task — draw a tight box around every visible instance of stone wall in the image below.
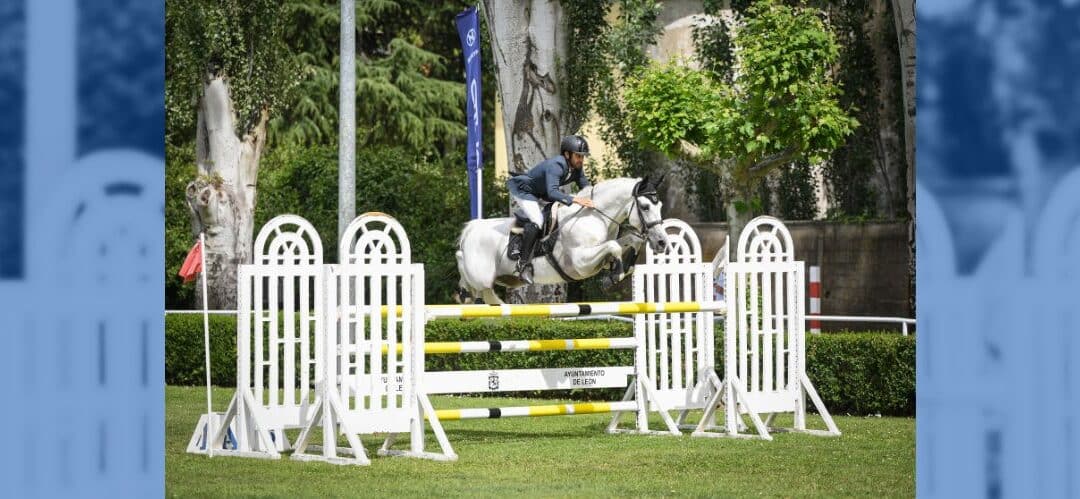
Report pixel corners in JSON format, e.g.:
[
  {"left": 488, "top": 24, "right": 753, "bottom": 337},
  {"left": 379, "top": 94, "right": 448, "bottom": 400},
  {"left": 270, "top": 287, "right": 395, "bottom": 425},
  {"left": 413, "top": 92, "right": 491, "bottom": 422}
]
[{"left": 689, "top": 220, "right": 913, "bottom": 332}]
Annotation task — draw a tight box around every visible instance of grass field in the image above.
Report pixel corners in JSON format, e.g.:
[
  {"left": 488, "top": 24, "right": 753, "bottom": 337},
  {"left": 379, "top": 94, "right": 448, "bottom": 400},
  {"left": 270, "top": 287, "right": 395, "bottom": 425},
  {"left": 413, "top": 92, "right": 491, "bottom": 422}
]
[{"left": 167, "top": 386, "right": 913, "bottom": 497}]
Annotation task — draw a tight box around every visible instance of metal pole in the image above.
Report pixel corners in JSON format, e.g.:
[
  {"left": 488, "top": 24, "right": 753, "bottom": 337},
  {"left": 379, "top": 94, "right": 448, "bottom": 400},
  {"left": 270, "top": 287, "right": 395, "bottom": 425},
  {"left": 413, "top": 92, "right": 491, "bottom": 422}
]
[
  {"left": 338, "top": 0, "right": 356, "bottom": 241},
  {"left": 809, "top": 265, "right": 821, "bottom": 334},
  {"left": 476, "top": 167, "right": 483, "bottom": 219},
  {"left": 200, "top": 233, "right": 213, "bottom": 457}
]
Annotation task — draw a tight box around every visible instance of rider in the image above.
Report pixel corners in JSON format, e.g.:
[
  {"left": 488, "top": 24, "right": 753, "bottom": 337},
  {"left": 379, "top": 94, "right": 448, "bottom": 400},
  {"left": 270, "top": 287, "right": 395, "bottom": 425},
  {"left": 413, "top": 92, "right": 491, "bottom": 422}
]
[{"left": 506, "top": 135, "right": 596, "bottom": 283}]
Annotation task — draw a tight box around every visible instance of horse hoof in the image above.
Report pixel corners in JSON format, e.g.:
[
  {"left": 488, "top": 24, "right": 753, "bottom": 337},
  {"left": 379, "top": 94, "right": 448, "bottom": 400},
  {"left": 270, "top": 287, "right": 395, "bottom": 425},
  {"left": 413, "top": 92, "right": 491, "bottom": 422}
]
[
  {"left": 453, "top": 288, "right": 473, "bottom": 304},
  {"left": 609, "top": 259, "right": 624, "bottom": 276}
]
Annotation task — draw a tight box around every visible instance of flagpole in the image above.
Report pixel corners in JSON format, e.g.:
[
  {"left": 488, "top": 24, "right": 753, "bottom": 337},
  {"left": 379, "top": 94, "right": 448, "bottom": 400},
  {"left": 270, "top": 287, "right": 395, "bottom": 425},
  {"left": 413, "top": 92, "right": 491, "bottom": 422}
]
[
  {"left": 475, "top": 1, "right": 483, "bottom": 219},
  {"left": 199, "top": 232, "right": 213, "bottom": 458}
]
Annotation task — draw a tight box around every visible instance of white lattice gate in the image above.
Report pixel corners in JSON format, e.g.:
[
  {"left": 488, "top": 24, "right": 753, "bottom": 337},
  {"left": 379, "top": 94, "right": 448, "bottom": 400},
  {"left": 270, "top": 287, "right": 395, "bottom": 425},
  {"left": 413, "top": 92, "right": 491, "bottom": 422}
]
[
  {"left": 188, "top": 215, "right": 325, "bottom": 458},
  {"left": 291, "top": 213, "right": 454, "bottom": 464},
  {"left": 609, "top": 219, "right": 725, "bottom": 435},
  {"left": 722, "top": 216, "right": 839, "bottom": 439}
]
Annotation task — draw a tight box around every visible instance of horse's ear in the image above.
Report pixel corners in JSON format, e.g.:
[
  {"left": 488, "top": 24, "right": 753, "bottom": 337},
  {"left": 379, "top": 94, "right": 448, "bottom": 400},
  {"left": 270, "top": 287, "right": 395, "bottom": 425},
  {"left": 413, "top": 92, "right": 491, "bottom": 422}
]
[
  {"left": 634, "top": 175, "right": 648, "bottom": 195},
  {"left": 655, "top": 173, "right": 666, "bottom": 188}
]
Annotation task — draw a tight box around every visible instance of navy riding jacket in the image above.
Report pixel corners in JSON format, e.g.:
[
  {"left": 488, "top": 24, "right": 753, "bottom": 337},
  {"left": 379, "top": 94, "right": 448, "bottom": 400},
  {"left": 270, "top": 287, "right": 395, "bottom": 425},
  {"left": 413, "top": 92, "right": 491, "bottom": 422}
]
[{"left": 506, "top": 155, "right": 591, "bottom": 205}]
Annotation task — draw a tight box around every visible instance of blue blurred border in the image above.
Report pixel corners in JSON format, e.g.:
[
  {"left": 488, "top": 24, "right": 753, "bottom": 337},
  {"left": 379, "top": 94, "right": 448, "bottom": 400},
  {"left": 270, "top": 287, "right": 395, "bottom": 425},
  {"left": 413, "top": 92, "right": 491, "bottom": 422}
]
[
  {"left": 0, "top": 0, "right": 164, "bottom": 496},
  {"left": 3, "top": 0, "right": 1079, "bottom": 495},
  {"left": 919, "top": 1, "right": 1080, "bottom": 497}
]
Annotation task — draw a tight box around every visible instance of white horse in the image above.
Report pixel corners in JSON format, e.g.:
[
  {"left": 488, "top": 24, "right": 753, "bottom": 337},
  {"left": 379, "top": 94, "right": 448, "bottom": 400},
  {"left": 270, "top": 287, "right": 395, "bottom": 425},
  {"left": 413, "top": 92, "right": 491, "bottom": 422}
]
[{"left": 456, "top": 175, "right": 670, "bottom": 304}]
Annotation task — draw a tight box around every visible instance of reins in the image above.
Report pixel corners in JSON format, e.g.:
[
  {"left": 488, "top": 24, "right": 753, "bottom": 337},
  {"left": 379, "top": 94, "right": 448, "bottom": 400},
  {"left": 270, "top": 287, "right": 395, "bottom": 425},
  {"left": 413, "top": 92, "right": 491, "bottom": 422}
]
[
  {"left": 552, "top": 183, "right": 652, "bottom": 241},
  {"left": 540, "top": 179, "right": 658, "bottom": 283},
  {"left": 563, "top": 182, "right": 658, "bottom": 241}
]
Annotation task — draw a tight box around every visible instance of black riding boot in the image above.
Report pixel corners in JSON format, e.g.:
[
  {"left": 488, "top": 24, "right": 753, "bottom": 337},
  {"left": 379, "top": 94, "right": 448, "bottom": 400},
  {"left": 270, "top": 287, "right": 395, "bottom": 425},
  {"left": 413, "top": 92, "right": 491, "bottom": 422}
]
[{"left": 516, "top": 222, "right": 540, "bottom": 284}]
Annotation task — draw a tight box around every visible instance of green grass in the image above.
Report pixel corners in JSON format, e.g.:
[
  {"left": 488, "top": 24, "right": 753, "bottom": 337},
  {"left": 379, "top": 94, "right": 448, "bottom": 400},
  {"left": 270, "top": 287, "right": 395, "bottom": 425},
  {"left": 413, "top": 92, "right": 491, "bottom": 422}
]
[{"left": 167, "top": 386, "right": 913, "bottom": 497}]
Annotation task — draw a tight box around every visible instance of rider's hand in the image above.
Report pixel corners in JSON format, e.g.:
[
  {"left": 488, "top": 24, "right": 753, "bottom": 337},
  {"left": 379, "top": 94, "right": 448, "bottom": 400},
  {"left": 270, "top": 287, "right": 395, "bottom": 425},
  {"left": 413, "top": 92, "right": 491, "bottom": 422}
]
[{"left": 573, "top": 197, "right": 595, "bottom": 209}]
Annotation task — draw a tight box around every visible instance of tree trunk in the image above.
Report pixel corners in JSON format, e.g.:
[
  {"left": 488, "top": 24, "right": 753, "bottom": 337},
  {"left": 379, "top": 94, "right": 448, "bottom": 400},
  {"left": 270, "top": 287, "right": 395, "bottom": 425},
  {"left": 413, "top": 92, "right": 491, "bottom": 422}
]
[
  {"left": 483, "top": 0, "right": 569, "bottom": 304},
  {"left": 868, "top": 0, "right": 903, "bottom": 217},
  {"left": 889, "top": 0, "right": 915, "bottom": 316},
  {"left": 890, "top": 0, "right": 915, "bottom": 178},
  {"left": 726, "top": 201, "right": 750, "bottom": 264},
  {"left": 484, "top": 0, "right": 567, "bottom": 176},
  {"left": 726, "top": 177, "right": 753, "bottom": 264},
  {"left": 185, "top": 76, "right": 267, "bottom": 310}
]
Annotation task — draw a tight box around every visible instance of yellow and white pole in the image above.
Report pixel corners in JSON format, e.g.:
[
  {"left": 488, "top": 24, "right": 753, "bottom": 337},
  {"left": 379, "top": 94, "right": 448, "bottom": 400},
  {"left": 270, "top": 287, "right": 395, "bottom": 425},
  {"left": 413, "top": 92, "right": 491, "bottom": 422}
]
[{"left": 433, "top": 401, "right": 638, "bottom": 421}]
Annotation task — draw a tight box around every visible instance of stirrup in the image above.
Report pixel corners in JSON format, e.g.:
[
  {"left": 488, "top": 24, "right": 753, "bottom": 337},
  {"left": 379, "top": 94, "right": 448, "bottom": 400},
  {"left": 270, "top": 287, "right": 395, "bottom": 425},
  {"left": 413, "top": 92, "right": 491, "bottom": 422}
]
[{"left": 518, "top": 262, "right": 534, "bottom": 284}]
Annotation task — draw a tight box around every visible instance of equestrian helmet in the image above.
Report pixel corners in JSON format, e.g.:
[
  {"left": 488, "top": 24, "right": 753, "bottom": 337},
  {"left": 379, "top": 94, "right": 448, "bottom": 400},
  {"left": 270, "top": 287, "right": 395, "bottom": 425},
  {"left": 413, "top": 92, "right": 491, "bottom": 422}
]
[{"left": 560, "top": 135, "right": 590, "bottom": 156}]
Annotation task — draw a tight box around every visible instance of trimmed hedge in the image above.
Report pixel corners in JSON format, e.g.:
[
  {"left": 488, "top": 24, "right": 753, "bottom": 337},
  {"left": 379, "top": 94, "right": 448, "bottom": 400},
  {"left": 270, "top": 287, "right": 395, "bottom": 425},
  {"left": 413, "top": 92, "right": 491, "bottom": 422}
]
[
  {"left": 806, "top": 332, "right": 915, "bottom": 416},
  {"left": 166, "top": 314, "right": 242, "bottom": 387},
  {"left": 166, "top": 315, "right": 914, "bottom": 416}
]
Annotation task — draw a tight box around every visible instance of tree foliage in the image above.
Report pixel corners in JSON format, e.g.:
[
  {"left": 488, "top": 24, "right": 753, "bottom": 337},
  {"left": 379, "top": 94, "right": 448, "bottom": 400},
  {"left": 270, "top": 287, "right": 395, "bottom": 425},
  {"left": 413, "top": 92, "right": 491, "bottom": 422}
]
[
  {"left": 165, "top": 0, "right": 299, "bottom": 145},
  {"left": 267, "top": 0, "right": 468, "bottom": 156},
  {"left": 165, "top": 1, "right": 503, "bottom": 307},
  {"left": 165, "top": 143, "right": 197, "bottom": 308},
  {"left": 694, "top": 0, "right": 907, "bottom": 221},
  {"left": 560, "top": 0, "right": 663, "bottom": 177},
  {"left": 823, "top": 0, "right": 901, "bottom": 219},
  {"left": 354, "top": 39, "right": 465, "bottom": 152},
  {"left": 625, "top": 0, "right": 857, "bottom": 196},
  {"left": 561, "top": 0, "right": 614, "bottom": 132}
]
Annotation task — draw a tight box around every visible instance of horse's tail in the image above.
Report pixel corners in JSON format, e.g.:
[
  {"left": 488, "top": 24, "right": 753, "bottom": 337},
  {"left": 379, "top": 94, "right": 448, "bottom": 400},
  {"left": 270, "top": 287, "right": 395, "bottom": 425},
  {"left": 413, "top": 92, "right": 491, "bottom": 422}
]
[
  {"left": 456, "top": 221, "right": 468, "bottom": 250},
  {"left": 456, "top": 219, "right": 479, "bottom": 255},
  {"left": 454, "top": 220, "right": 486, "bottom": 302},
  {"left": 455, "top": 219, "right": 479, "bottom": 282}
]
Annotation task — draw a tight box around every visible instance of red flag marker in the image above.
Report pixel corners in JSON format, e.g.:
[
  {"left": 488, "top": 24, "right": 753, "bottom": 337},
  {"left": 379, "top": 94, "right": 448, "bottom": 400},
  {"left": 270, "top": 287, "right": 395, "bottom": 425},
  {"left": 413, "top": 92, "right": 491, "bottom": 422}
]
[{"left": 179, "top": 239, "right": 203, "bottom": 283}]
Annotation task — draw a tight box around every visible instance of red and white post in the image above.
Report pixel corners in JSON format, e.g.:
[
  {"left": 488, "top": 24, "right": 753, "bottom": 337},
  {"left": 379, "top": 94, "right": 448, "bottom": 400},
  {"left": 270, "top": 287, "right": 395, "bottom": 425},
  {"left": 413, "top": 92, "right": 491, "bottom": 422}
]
[{"left": 809, "top": 265, "right": 821, "bottom": 334}]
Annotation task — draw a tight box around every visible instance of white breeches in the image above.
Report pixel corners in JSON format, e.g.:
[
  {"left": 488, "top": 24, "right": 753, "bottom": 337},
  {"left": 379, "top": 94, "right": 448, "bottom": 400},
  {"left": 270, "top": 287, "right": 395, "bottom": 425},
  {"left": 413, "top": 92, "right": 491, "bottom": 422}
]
[{"left": 517, "top": 199, "right": 543, "bottom": 226}]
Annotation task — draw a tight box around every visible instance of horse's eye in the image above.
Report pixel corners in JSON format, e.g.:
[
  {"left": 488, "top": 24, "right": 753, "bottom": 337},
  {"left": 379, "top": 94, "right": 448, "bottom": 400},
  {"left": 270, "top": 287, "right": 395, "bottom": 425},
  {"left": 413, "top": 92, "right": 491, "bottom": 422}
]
[{"left": 641, "top": 204, "right": 650, "bottom": 211}]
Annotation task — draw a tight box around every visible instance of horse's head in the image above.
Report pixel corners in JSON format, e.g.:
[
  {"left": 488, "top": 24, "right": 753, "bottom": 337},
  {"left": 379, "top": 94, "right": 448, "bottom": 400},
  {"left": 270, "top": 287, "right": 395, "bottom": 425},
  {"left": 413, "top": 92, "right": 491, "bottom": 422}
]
[{"left": 632, "top": 174, "right": 669, "bottom": 253}]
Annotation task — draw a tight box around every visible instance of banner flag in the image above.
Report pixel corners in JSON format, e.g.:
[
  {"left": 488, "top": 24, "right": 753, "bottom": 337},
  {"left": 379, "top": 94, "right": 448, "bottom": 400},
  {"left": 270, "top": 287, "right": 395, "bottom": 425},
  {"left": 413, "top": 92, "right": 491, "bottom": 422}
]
[{"left": 456, "top": 6, "right": 483, "bottom": 219}]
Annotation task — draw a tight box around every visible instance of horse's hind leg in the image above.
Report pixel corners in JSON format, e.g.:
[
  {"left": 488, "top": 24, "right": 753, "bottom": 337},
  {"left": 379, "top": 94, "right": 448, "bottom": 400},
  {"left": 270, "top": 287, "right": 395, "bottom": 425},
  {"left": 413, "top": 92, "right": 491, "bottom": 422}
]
[{"left": 481, "top": 288, "right": 505, "bottom": 305}]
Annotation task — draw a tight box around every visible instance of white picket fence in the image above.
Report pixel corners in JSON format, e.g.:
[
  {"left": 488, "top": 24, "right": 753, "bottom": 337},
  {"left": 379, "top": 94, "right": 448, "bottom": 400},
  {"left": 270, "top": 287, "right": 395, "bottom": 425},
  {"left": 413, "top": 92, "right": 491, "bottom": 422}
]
[{"left": 187, "top": 212, "right": 838, "bottom": 465}]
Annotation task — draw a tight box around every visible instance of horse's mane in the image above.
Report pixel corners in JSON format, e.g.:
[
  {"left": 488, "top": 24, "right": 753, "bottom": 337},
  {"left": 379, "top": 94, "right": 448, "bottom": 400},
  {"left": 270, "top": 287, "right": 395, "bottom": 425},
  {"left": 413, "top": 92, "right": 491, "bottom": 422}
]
[{"left": 578, "top": 177, "right": 640, "bottom": 206}]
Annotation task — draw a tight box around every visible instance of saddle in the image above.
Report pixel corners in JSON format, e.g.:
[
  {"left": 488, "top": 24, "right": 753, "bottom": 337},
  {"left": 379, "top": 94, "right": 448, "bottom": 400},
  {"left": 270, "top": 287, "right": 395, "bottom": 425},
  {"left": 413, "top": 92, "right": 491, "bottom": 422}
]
[{"left": 508, "top": 202, "right": 559, "bottom": 260}]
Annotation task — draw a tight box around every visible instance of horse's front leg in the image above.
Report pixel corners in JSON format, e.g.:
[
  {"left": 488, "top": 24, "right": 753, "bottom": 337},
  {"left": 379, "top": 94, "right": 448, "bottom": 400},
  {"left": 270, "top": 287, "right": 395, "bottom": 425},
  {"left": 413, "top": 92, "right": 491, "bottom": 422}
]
[
  {"left": 612, "top": 235, "right": 644, "bottom": 273},
  {"left": 566, "top": 241, "right": 624, "bottom": 278}
]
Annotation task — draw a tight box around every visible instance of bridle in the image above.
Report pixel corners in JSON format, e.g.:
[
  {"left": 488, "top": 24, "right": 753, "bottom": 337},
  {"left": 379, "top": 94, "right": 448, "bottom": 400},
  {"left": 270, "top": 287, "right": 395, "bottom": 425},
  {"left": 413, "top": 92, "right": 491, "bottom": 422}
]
[{"left": 571, "top": 179, "right": 661, "bottom": 242}]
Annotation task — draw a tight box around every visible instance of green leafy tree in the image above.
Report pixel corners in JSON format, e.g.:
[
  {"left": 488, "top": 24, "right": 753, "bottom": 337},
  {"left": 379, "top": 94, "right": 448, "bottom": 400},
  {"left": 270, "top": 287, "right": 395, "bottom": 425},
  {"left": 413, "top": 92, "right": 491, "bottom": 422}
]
[
  {"left": 561, "top": 0, "right": 662, "bottom": 177},
  {"left": 625, "top": 0, "right": 857, "bottom": 249},
  {"left": 166, "top": 0, "right": 300, "bottom": 308},
  {"left": 166, "top": 0, "right": 473, "bottom": 308},
  {"left": 269, "top": 0, "right": 466, "bottom": 155}
]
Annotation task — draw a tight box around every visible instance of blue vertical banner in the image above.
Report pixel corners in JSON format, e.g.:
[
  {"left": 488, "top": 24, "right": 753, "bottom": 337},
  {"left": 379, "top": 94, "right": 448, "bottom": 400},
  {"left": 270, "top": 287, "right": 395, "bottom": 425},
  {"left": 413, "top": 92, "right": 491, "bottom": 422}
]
[
  {"left": 456, "top": 6, "right": 483, "bottom": 219},
  {"left": 0, "top": 0, "right": 24, "bottom": 279}
]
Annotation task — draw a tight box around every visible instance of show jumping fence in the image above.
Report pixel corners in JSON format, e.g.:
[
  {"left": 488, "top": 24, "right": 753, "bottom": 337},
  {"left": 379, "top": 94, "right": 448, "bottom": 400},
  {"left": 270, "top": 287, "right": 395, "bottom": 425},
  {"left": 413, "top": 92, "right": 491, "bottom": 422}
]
[{"left": 187, "top": 212, "right": 839, "bottom": 465}]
